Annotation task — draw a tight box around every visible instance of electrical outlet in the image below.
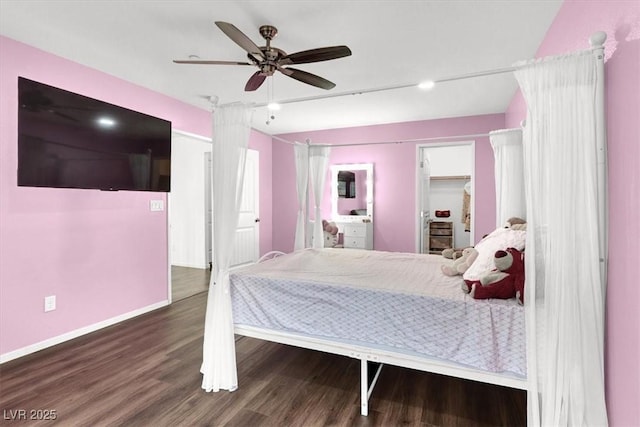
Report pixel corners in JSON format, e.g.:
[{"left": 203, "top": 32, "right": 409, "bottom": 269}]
[
  {"left": 44, "top": 295, "right": 56, "bottom": 312},
  {"left": 149, "top": 200, "right": 164, "bottom": 211}
]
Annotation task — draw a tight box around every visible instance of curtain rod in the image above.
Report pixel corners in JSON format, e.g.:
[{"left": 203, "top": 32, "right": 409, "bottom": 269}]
[
  {"left": 302, "top": 132, "right": 491, "bottom": 148},
  {"left": 268, "top": 132, "right": 492, "bottom": 147},
  {"left": 252, "top": 69, "right": 514, "bottom": 108},
  {"left": 270, "top": 134, "right": 300, "bottom": 145},
  {"left": 253, "top": 32, "right": 606, "bottom": 109}
]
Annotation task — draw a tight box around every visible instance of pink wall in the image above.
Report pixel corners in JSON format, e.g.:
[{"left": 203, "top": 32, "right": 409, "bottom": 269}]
[
  {"left": 0, "top": 36, "right": 210, "bottom": 357},
  {"left": 505, "top": 1, "right": 640, "bottom": 424},
  {"left": 272, "top": 114, "right": 504, "bottom": 253},
  {"left": 0, "top": 36, "right": 273, "bottom": 359}
]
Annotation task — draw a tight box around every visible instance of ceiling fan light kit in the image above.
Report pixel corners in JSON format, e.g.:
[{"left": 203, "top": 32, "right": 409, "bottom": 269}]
[{"left": 173, "top": 21, "right": 352, "bottom": 92}]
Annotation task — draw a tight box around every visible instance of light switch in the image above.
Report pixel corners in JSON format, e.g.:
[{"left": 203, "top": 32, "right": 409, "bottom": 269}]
[
  {"left": 150, "top": 200, "right": 164, "bottom": 211},
  {"left": 44, "top": 295, "right": 56, "bottom": 312}
]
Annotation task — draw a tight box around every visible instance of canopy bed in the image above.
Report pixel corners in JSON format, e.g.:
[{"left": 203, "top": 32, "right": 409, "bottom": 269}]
[{"left": 201, "top": 32, "right": 609, "bottom": 426}]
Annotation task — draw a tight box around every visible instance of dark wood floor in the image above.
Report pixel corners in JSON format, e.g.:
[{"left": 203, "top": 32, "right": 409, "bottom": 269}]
[
  {"left": 0, "top": 292, "right": 526, "bottom": 426},
  {"left": 172, "top": 265, "right": 210, "bottom": 302}
]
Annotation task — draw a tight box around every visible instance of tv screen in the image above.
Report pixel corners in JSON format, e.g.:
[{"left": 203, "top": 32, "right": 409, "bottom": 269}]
[{"left": 17, "top": 77, "right": 172, "bottom": 192}]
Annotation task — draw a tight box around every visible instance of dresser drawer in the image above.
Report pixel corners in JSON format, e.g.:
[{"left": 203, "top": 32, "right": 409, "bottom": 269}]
[
  {"left": 430, "top": 221, "right": 453, "bottom": 229},
  {"left": 339, "top": 221, "right": 373, "bottom": 250},
  {"left": 430, "top": 236, "right": 452, "bottom": 250},
  {"left": 344, "top": 236, "right": 367, "bottom": 249},
  {"left": 343, "top": 224, "right": 367, "bottom": 237},
  {"left": 430, "top": 228, "right": 452, "bottom": 236}
]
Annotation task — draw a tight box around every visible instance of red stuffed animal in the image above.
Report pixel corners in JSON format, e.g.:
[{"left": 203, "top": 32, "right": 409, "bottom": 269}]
[{"left": 463, "top": 247, "right": 525, "bottom": 305}]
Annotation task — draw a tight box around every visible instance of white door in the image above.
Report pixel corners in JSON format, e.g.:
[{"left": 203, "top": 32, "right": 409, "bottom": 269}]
[
  {"left": 229, "top": 149, "right": 260, "bottom": 269},
  {"left": 419, "top": 150, "right": 432, "bottom": 254}
]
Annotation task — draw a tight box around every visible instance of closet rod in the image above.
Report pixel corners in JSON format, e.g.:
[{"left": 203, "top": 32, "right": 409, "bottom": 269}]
[{"left": 431, "top": 175, "right": 471, "bottom": 181}]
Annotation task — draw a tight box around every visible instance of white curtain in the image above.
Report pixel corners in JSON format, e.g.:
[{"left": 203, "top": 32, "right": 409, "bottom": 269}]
[
  {"left": 293, "top": 143, "right": 309, "bottom": 250},
  {"left": 309, "top": 146, "right": 331, "bottom": 248},
  {"left": 201, "top": 103, "right": 252, "bottom": 392},
  {"left": 515, "top": 51, "right": 608, "bottom": 426},
  {"left": 490, "top": 128, "right": 525, "bottom": 227}
]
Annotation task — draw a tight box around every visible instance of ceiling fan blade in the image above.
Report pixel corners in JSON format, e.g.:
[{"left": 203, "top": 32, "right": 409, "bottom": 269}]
[
  {"left": 279, "top": 67, "right": 336, "bottom": 90},
  {"left": 245, "top": 71, "right": 267, "bottom": 92},
  {"left": 215, "top": 21, "right": 265, "bottom": 59},
  {"left": 173, "top": 59, "right": 252, "bottom": 66},
  {"left": 280, "top": 46, "right": 352, "bottom": 65}
]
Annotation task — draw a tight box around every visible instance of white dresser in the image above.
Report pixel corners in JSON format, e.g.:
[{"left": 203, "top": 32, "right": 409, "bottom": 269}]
[{"left": 342, "top": 222, "right": 373, "bottom": 250}]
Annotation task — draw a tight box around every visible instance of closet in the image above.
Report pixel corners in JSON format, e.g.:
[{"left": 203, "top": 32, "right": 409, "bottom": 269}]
[{"left": 418, "top": 143, "right": 473, "bottom": 254}]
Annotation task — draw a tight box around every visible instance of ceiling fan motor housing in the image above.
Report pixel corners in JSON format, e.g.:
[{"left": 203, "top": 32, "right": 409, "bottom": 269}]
[{"left": 259, "top": 25, "right": 278, "bottom": 41}]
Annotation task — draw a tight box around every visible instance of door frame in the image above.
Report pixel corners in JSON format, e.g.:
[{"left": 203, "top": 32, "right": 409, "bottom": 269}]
[
  {"left": 168, "top": 130, "right": 260, "bottom": 301},
  {"left": 168, "top": 129, "right": 213, "bottom": 303},
  {"left": 414, "top": 141, "right": 476, "bottom": 253}
]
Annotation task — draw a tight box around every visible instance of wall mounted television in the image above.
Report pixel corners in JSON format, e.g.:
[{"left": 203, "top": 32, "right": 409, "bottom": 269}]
[{"left": 17, "top": 77, "right": 172, "bottom": 192}]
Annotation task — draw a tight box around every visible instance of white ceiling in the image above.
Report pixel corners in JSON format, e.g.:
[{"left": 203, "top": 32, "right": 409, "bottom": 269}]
[{"left": 0, "top": 1, "right": 563, "bottom": 135}]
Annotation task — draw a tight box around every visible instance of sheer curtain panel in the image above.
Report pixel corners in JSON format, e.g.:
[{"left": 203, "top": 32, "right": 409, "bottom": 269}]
[
  {"left": 294, "top": 143, "right": 309, "bottom": 250},
  {"left": 515, "top": 50, "right": 608, "bottom": 426},
  {"left": 309, "top": 146, "right": 331, "bottom": 248},
  {"left": 201, "top": 103, "right": 252, "bottom": 393},
  {"left": 490, "top": 128, "right": 525, "bottom": 227}
]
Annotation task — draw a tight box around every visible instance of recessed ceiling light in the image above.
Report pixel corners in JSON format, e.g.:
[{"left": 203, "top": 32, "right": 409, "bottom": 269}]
[
  {"left": 267, "top": 102, "right": 281, "bottom": 111},
  {"left": 418, "top": 80, "right": 435, "bottom": 90}
]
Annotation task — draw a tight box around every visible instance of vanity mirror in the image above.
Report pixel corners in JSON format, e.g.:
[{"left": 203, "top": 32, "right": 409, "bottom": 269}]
[{"left": 330, "top": 163, "right": 373, "bottom": 222}]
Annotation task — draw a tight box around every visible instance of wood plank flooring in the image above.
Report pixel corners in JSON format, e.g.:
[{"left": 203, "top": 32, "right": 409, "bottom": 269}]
[
  {"left": 171, "top": 265, "right": 210, "bottom": 302},
  {"left": 0, "top": 292, "right": 526, "bottom": 426}
]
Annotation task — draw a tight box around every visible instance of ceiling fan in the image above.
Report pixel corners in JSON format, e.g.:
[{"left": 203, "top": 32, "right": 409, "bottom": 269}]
[{"left": 173, "top": 21, "right": 352, "bottom": 92}]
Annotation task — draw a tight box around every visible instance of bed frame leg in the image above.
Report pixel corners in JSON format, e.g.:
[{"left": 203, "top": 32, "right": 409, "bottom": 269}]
[
  {"left": 360, "top": 358, "right": 384, "bottom": 416},
  {"left": 360, "top": 359, "right": 369, "bottom": 416}
]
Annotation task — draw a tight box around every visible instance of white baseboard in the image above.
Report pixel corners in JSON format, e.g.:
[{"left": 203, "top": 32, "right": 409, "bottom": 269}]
[{"left": 0, "top": 300, "right": 170, "bottom": 364}]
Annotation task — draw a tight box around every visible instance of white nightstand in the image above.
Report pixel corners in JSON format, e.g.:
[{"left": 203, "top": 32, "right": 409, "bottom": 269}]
[{"left": 342, "top": 222, "right": 373, "bottom": 250}]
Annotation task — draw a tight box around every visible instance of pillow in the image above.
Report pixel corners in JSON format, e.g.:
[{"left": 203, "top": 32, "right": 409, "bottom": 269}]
[{"left": 462, "top": 227, "right": 526, "bottom": 281}]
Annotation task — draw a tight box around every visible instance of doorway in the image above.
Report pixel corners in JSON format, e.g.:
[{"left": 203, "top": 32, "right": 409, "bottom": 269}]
[
  {"left": 169, "top": 130, "right": 260, "bottom": 302},
  {"left": 416, "top": 142, "right": 474, "bottom": 254}
]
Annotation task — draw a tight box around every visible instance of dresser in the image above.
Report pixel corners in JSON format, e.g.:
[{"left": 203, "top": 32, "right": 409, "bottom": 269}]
[
  {"left": 342, "top": 222, "right": 373, "bottom": 250},
  {"left": 428, "top": 221, "right": 454, "bottom": 254}
]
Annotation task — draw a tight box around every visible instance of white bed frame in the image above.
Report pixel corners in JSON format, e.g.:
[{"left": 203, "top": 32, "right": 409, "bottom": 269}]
[
  {"left": 235, "top": 325, "right": 527, "bottom": 416},
  {"left": 233, "top": 31, "right": 606, "bottom": 415},
  {"left": 239, "top": 251, "right": 527, "bottom": 416}
]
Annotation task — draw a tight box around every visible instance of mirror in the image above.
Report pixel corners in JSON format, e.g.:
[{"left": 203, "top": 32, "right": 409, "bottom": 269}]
[{"left": 331, "top": 163, "right": 373, "bottom": 222}]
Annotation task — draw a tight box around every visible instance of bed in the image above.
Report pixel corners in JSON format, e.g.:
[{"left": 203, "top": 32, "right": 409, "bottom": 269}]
[{"left": 230, "top": 247, "right": 527, "bottom": 415}]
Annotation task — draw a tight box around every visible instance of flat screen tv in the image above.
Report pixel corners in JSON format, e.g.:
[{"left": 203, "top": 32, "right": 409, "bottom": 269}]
[{"left": 17, "top": 77, "right": 172, "bottom": 192}]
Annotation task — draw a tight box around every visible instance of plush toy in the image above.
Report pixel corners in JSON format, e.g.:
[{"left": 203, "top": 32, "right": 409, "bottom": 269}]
[
  {"left": 506, "top": 217, "right": 527, "bottom": 231},
  {"left": 442, "top": 247, "right": 472, "bottom": 260},
  {"left": 322, "top": 220, "right": 339, "bottom": 248},
  {"left": 463, "top": 247, "right": 525, "bottom": 304},
  {"left": 441, "top": 247, "right": 479, "bottom": 276}
]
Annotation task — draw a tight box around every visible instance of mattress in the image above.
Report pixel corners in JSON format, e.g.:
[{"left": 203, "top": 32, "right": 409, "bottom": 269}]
[{"left": 230, "top": 248, "right": 526, "bottom": 377}]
